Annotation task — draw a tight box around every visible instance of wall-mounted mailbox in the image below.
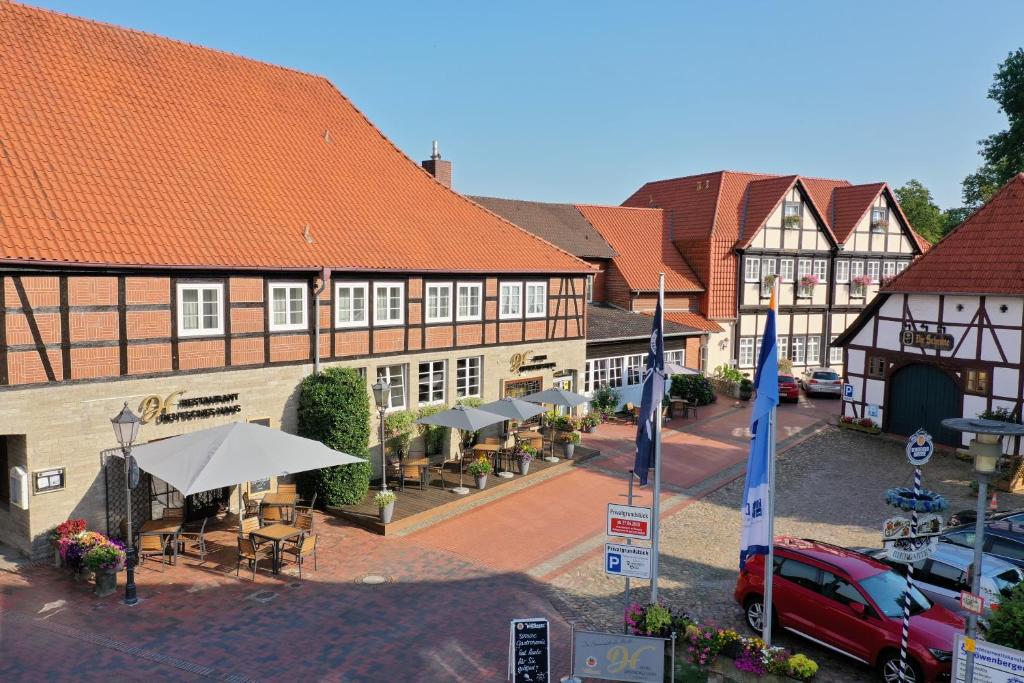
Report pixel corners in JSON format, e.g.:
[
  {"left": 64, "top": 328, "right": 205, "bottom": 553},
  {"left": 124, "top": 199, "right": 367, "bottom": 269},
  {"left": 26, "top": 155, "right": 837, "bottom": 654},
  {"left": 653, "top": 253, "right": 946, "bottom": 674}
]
[{"left": 10, "top": 466, "right": 28, "bottom": 509}]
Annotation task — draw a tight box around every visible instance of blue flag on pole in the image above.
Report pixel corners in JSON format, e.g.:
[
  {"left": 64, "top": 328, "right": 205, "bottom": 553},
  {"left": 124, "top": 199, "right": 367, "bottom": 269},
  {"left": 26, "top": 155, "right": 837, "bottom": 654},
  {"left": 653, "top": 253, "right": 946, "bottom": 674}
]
[
  {"left": 633, "top": 296, "right": 664, "bottom": 486},
  {"left": 739, "top": 287, "right": 780, "bottom": 568}
]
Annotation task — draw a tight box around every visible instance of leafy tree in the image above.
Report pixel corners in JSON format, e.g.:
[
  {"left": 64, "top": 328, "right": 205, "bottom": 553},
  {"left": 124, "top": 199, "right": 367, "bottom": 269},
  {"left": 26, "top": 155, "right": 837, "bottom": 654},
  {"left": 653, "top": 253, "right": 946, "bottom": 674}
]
[
  {"left": 987, "top": 582, "right": 1024, "bottom": 650},
  {"left": 962, "top": 48, "right": 1024, "bottom": 207},
  {"left": 894, "top": 179, "right": 947, "bottom": 244},
  {"left": 295, "top": 367, "right": 371, "bottom": 506}
]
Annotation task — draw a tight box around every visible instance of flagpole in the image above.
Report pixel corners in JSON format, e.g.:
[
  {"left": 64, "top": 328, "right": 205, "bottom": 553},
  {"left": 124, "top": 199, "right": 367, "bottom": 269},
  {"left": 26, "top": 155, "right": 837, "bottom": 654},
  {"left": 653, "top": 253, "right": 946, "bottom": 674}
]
[
  {"left": 762, "top": 284, "right": 778, "bottom": 645},
  {"left": 650, "top": 272, "right": 665, "bottom": 604}
]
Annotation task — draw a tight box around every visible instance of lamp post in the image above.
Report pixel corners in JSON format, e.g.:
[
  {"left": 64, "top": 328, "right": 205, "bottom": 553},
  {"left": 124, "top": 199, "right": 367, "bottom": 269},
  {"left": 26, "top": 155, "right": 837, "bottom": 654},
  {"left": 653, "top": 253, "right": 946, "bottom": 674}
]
[
  {"left": 941, "top": 417, "right": 1024, "bottom": 681},
  {"left": 110, "top": 402, "right": 142, "bottom": 606},
  {"left": 371, "top": 379, "right": 391, "bottom": 492}
]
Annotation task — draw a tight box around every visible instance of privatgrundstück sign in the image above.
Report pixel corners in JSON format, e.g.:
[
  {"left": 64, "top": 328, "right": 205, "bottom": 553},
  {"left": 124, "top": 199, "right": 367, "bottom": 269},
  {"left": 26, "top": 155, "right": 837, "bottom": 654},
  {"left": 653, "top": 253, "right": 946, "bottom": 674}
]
[{"left": 509, "top": 618, "right": 550, "bottom": 682}]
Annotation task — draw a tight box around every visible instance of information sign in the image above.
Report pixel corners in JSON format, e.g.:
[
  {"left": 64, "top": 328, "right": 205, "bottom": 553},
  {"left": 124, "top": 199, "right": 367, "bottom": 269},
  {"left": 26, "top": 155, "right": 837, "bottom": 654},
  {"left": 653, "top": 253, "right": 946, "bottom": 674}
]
[
  {"left": 607, "top": 504, "right": 652, "bottom": 540},
  {"left": 842, "top": 383, "right": 854, "bottom": 401},
  {"left": 508, "top": 618, "right": 550, "bottom": 683},
  {"left": 954, "top": 634, "right": 1024, "bottom": 682},
  {"left": 906, "top": 429, "right": 934, "bottom": 466},
  {"left": 605, "top": 543, "right": 651, "bottom": 579},
  {"left": 959, "top": 591, "right": 985, "bottom": 616},
  {"left": 572, "top": 631, "right": 665, "bottom": 683}
]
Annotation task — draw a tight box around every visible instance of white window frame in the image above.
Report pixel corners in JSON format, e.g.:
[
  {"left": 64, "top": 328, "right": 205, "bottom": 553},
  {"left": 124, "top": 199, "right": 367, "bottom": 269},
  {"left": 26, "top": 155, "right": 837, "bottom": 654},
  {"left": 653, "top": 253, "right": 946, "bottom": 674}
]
[
  {"left": 882, "top": 261, "right": 897, "bottom": 278},
  {"left": 376, "top": 364, "right": 406, "bottom": 411},
  {"left": 850, "top": 260, "right": 866, "bottom": 296},
  {"left": 335, "top": 281, "right": 368, "bottom": 328},
  {"left": 268, "top": 282, "right": 308, "bottom": 332},
  {"left": 791, "top": 337, "right": 805, "bottom": 364},
  {"left": 797, "top": 258, "right": 812, "bottom": 278},
  {"left": 177, "top": 283, "right": 224, "bottom": 337},
  {"left": 778, "top": 336, "right": 788, "bottom": 360},
  {"left": 500, "top": 282, "right": 523, "bottom": 319},
  {"left": 744, "top": 257, "right": 761, "bottom": 283},
  {"left": 455, "top": 282, "right": 483, "bottom": 322},
  {"left": 425, "top": 282, "right": 453, "bottom": 324},
  {"left": 607, "top": 357, "right": 624, "bottom": 388},
  {"left": 812, "top": 259, "right": 828, "bottom": 283},
  {"left": 666, "top": 349, "right": 684, "bottom": 366},
  {"left": 585, "top": 275, "right": 594, "bottom": 303},
  {"left": 779, "top": 259, "right": 795, "bottom": 282},
  {"left": 806, "top": 336, "right": 821, "bottom": 366},
  {"left": 418, "top": 359, "right": 447, "bottom": 406},
  {"left": 783, "top": 202, "right": 801, "bottom": 228},
  {"left": 829, "top": 337, "right": 843, "bottom": 365},
  {"left": 626, "top": 354, "right": 645, "bottom": 385},
  {"left": 373, "top": 282, "right": 405, "bottom": 326},
  {"left": 738, "top": 338, "right": 755, "bottom": 368},
  {"left": 896, "top": 261, "right": 909, "bottom": 273},
  {"left": 867, "top": 261, "right": 880, "bottom": 283},
  {"left": 456, "top": 356, "right": 482, "bottom": 398},
  {"left": 835, "top": 260, "right": 850, "bottom": 284},
  {"left": 525, "top": 281, "right": 547, "bottom": 319},
  {"left": 871, "top": 206, "right": 889, "bottom": 230}
]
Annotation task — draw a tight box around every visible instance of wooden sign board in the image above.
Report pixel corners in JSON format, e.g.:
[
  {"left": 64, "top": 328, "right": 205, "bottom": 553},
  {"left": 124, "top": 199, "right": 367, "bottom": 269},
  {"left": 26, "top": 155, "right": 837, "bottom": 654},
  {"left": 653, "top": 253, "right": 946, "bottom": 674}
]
[{"left": 901, "top": 329, "right": 954, "bottom": 351}]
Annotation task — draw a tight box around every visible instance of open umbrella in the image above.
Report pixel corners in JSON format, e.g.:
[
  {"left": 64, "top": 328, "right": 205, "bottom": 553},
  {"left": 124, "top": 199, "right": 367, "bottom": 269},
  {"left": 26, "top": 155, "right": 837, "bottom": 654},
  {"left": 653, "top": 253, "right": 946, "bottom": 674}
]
[
  {"left": 665, "top": 361, "right": 697, "bottom": 376},
  {"left": 477, "top": 398, "right": 548, "bottom": 477},
  {"left": 415, "top": 405, "right": 507, "bottom": 494},
  {"left": 521, "top": 387, "right": 590, "bottom": 462},
  {"left": 131, "top": 421, "right": 362, "bottom": 525}
]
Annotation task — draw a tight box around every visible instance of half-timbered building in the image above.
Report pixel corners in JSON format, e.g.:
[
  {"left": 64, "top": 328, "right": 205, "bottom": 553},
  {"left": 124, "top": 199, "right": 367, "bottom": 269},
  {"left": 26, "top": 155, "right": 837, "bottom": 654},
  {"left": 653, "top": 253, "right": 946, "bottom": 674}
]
[
  {"left": 836, "top": 174, "right": 1024, "bottom": 455},
  {"left": 0, "top": 4, "right": 590, "bottom": 557}
]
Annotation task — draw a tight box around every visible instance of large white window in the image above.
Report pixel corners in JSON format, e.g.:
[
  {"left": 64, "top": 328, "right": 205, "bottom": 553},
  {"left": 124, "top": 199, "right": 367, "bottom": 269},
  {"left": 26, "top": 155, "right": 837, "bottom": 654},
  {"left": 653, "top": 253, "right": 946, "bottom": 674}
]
[
  {"left": 851, "top": 261, "right": 865, "bottom": 279},
  {"left": 177, "top": 283, "right": 223, "bottom": 337},
  {"left": 896, "top": 261, "right": 909, "bottom": 273},
  {"left": 783, "top": 202, "right": 801, "bottom": 227},
  {"left": 607, "top": 357, "right": 624, "bottom": 388},
  {"left": 666, "top": 349, "right": 685, "bottom": 366},
  {"left": 425, "top": 282, "right": 453, "bottom": 323},
  {"left": 778, "top": 336, "right": 788, "bottom": 360},
  {"left": 525, "top": 282, "right": 547, "bottom": 318},
  {"left": 376, "top": 364, "right": 406, "bottom": 410},
  {"left": 374, "top": 283, "right": 405, "bottom": 326},
  {"left": 780, "top": 259, "right": 795, "bottom": 282},
  {"left": 585, "top": 275, "right": 594, "bottom": 303},
  {"left": 739, "top": 338, "right": 755, "bottom": 367},
  {"left": 585, "top": 358, "right": 609, "bottom": 392},
  {"left": 798, "top": 258, "right": 812, "bottom": 279},
  {"left": 456, "top": 282, "right": 482, "bottom": 321},
  {"left": 791, "top": 337, "right": 805, "bottom": 364},
  {"left": 500, "top": 282, "right": 523, "bottom": 319},
  {"left": 626, "top": 354, "right": 645, "bottom": 385},
  {"left": 269, "top": 283, "right": 307, "bottom": 331},
  {"left": 813, "top": 259, "right": 828, "bottom": 283},
  {"left": 829, "top": 337, "right": 843, "bottom": 365},
  {"left": 867, "top": 261, "right": 880, "bottom": 283},
  {"left": 882, "top": 261, "right": 897, "bottom": 278},
  {"left": 418, "top": 360, "right": 446, "bottom": 405},
  {"left": 871, "top": 206, "right": 889, "bottom": 229},
  {"left": 807, "top": 336, "right": 821, "bottom": 365},
  {"left": 835, "top": 260, "right": 850, "bottom": 283},
  {"left": 456, "top": 357, "right": 481, "bottom": 398},
  {"left": 335, "top": 282, "right": 368, "bottom": 328},
  {"left": 744, "top": 257, "right": 760, "bottom": 283}
]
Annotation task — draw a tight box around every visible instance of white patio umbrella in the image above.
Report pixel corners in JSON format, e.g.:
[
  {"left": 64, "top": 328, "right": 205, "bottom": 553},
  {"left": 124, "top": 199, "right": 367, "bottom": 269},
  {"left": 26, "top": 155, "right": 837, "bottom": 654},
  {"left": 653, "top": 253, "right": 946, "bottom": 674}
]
[
  {"left": 665, "top": 361, "right": 697, "bottom": 376},
  {"left": 416, "top": 405, "right": 507, "bottom": 494},
  {"left": 521, "top": 387, "right": 590, "bottom": 462},
  {"left": 131, "top": 421, "right": 362, "bottom": 525},
  {"left": 477, "top": 398, "right": 548, "bottom": 477}
]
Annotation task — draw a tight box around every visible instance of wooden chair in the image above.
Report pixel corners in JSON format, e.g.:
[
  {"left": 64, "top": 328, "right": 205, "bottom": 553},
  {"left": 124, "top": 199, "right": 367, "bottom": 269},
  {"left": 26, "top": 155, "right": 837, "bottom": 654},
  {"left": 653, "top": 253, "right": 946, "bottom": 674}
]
[
  {"left": 281, "top": 534, "right": 318, "bottom": 579},
  {"left": 236, "top": 536, "right": 272, "bottom": 580},
  {"left": 276, "top": 483, "right": 297, "bottom": 497},
  {"left": 240, "top": 516, "right": 261, "bottom": 540},
  {"left": 295, "top": 492, "right": 317, "bottom": 516},
  {"left": 623, "top": 403, "right": 637, "bottom": 425},
  {"left": 261, "top": 504, "right": 285, "bottom": 526},
  {"left": 137, "top": 533, "right": 168, "bottom": 570},
  {"left": 161, "top": 507, "right": 184, "bottom": 521},
  {"left": 242, "top": 492, "right": 262, "bottom": 516},
  {"left": 425, "top": 456, "right": 452, "bottom": 491},
  {"left": 384, "top": 453, "right": 404, "bottom": 490},
  {"left": 293, "top": 513, "right": 314, "bottom": 537},
  {"left": 178, "top": 516, "right": 208, "bottom": 561}
]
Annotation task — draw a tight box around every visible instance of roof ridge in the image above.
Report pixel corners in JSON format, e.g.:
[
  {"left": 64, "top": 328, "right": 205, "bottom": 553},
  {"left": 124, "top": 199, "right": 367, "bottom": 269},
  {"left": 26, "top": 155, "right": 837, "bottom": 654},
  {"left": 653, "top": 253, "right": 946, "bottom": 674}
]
[
  {"left": 10, "top": 1, "right": 329, "bottom": 82},
  {"left": 573, "top": 203, "right": 663, "bottom": 212},
  {"left": 467, "top": 195, "right": 576, "bottom": 209}
]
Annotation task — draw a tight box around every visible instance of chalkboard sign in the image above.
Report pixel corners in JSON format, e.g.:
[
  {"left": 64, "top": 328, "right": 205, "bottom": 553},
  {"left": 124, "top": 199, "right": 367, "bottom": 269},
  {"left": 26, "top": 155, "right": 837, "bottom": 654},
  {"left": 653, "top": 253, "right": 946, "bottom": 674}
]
[
  {"left": 250, "top": 478, "right": 271, "bottom": 493},
  {"left": 508, "top": 618, "right": 550, "bottom": 682}
]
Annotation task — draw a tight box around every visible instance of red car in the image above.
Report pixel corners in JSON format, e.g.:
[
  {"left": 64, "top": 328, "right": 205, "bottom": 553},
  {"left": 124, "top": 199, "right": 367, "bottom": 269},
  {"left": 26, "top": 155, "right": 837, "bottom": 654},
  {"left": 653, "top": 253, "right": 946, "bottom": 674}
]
[
  {"left": 778, "top": 374, "right": 800, "bottom": 402},
  {"left": 734, "top": 538, "right": 963, "bottom": 683}
]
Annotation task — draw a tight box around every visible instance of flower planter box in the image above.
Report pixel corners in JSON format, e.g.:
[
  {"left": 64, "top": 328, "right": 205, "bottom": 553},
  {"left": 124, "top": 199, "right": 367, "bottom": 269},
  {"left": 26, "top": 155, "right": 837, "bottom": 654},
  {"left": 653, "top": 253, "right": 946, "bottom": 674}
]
[
  {"left": 837, "top": 421, "right": 881, "bottom": 435},
  {"left": 706, "top": 658, "right": 790, "bottom": 683},
  {"left": 709, "top": 377, "right": 741, "bottom": 400}
]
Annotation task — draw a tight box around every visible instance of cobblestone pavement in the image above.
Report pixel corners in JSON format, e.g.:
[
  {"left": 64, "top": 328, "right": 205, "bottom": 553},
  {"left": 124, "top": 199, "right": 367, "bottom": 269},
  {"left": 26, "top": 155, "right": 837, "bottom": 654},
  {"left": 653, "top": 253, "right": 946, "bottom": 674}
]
[{"left": 550, "top": 427, "right": 1024, "bottom": 682}]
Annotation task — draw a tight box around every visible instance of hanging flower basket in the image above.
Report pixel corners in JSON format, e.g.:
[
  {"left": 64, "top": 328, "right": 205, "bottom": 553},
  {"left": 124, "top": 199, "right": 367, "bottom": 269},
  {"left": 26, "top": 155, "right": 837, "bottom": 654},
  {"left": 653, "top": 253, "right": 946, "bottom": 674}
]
[
  {"left": 798, "top": 274, "right": 820, "bottom": 289},
  {"left": 851, "top": 274, "right": 873, "bottom": 287},
  {"left": 885, "top": 487, "right": 949, "bottom": 513}
]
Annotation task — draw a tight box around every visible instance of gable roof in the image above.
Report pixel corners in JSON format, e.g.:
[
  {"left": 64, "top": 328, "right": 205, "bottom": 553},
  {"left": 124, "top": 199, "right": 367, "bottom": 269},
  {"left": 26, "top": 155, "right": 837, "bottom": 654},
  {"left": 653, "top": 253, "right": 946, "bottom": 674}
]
[
  {"left": 882, "top": 174, "right": 1024, "bottom": 295},
  {"left": 575, "top": 204, "right": 703, "bottom": 292},
  {"left": 468, "top": 197, "right": 617, "bottom": 259},
  {"left": 587, "top": 304, "right": 704, "bottom": 341},
  {"left": 738, "top": 176, "right": 800, "bottom": 245},
  {"left": 0, "top": 3, "right": 589, "bottom": 274},
  {"left": 830, "top": 183, "right": 886, "bottom": 242}
]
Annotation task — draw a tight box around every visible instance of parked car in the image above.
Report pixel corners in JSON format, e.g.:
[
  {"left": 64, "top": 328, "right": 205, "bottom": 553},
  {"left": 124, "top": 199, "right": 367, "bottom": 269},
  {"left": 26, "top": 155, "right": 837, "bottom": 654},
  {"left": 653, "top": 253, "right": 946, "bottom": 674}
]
[
  {"left": 778, "top": 374, "right": 800, "bottom": 403},
  {"left": 735, "top": 537, "right": 963, "bottom": 683},
  {"left": 854, "top": 543, "right": 1024, "bottom": 619},
  {"left": 948, "top": 506, "right": 1024, "bottom": 526},
  {"left": 940, "top": 520, "right": 1024, "bottom": 568},
  {"left": 800, "top": 368, "right": 843, "bottom": 397}
]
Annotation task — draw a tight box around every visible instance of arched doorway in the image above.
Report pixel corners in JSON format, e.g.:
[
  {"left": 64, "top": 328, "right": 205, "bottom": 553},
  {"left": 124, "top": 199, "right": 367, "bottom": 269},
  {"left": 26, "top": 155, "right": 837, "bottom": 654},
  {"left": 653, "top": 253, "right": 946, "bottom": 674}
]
[{"left": 886, "top": 363, "right": 961, "bottom": 446}]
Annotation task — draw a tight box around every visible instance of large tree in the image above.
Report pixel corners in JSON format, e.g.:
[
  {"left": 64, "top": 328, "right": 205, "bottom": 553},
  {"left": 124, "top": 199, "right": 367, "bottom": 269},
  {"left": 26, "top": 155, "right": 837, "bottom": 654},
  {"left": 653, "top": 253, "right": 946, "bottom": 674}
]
[
  {"left": 894, "top": 179, "right": 946, "bottom": 243},
  {"left": 962, "top": 48, "right": 1024, "bottom": 207}
]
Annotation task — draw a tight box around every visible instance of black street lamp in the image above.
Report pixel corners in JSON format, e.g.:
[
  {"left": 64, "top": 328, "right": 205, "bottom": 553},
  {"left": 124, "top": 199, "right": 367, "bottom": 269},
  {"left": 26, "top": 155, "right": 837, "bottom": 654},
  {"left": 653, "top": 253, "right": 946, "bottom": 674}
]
[
  {"left": 371, "top": 379, "right": 391, "bottom": 492},
  {"left": 111, "top": 402, "right": 142, "bottom": 606}
]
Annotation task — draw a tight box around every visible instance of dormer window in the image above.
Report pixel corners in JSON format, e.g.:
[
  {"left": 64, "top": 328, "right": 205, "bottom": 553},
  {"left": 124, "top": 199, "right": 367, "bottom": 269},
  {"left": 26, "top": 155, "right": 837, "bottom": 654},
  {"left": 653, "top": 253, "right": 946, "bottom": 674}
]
[
  {"left": 783, "top": 202, "right": 801, "bottom": 229},
  {"left": 871, "top": 207, "right": 889, "bottom": 231}
]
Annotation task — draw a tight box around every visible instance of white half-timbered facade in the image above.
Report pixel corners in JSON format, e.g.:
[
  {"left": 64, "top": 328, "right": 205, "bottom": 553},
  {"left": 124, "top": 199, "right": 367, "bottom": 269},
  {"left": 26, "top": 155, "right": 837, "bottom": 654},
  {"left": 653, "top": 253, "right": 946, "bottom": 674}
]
[{"left": 835, "top": 174, "right": 1024, "bottom": 453}]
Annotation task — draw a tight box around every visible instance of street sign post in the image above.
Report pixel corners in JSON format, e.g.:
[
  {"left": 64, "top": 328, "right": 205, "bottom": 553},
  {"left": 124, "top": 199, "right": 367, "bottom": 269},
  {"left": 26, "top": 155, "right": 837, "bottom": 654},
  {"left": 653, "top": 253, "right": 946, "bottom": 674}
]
[
  {"left": 959, "top": 591, "right": 985, "bottom": 616},
  {"left": 882, "top": 513, "right": 943, "bottom": 541},
  {"left": 905, "top": 429, "right": 934, "bottom": 466},
  {"left": 605, "top": 543, "right": 652, "bottom": 580},
  {"left": 607, "top": 504, "right": 652, "bottom": 540},
  {"left": 842, "top": 383, "right": 854, "bottom": 401}
]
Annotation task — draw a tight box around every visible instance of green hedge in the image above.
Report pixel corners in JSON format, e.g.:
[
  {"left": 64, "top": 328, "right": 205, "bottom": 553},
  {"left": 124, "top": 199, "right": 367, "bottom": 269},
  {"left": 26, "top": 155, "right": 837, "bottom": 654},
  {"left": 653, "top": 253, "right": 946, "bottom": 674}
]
[
  {"left": 296, "top": 367, "right": 371, "bottom": 506},
  {"left": 671, "top": 374, "right": 715, "bottom": 406}
]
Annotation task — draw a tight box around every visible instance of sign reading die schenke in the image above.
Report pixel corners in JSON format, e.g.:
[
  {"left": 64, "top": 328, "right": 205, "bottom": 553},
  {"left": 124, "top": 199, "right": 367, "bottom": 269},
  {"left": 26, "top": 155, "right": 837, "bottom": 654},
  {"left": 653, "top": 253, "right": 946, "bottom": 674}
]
[{"left": 509, "top": 618, "right": 550, "bottom": 683}]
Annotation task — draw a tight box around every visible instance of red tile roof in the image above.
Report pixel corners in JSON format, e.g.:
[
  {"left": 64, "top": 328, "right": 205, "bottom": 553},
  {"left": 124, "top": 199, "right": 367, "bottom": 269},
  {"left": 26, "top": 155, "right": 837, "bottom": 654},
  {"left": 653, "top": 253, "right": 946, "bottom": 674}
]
[
  {"left": 0, "top": 3, "right": 589, "bottom": 274},
  {"left": 575, "top": 204, "right": 703, "bottom": 292},
  {"left": 738, "top": 176, "right": 799, "bottom": 246},
  {"left": 662, "top": 311, "right": 724, "bottom": 333},
  {"left": 830, "top": 183, "right": 886, "bottom": 242},
  {"left": 883, "top": 174, "right": 1024, "bottom": 295}
]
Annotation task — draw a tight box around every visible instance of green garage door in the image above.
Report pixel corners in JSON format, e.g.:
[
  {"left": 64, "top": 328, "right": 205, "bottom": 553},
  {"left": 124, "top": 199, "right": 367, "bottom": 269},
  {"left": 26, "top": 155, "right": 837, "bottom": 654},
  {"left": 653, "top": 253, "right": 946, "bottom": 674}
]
[{"left": 886, "top": 364, "right": 961, "bottom": 446}]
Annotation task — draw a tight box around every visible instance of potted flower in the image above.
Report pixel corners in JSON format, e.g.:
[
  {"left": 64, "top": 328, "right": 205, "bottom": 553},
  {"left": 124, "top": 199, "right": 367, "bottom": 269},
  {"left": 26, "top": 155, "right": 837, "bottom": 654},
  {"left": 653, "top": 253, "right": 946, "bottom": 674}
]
[
  {"left": 83, "top": 540, "right": 126, "bottom": 597},
  {"left": 880, "top": 274, "right": 897, "bottom": 288},
  {"left": 851, "top": 274, "right": 872, "bottom": 296},
  {"left": 59, "top": 530, "right": 108, "bottom": 582},
  {"left": 518, "top": 446, "right": 535, "bottom": 475},
  {"left": 467, "top": 456, "right": 493, "bottom": 489},
  {"left": 581, "top": 413, "right": 601, "bottom": 433},
  {"left": 738, "top": 377, "right": 753, "bottom": 401},
  {"left": 374, "top": 490, "right": 396, "bottom": 524},
  {"left": 50, "top": 519, "right": 86, "bottom": 568},
  {"left": 783, "top": 213, "right": 801, "bottom": 228},
  {"left": 561, "top": 430, "right": 581, "bottom": 458},
  {"left": 761, "top": 273, "right": 778, "bottom": 296}
]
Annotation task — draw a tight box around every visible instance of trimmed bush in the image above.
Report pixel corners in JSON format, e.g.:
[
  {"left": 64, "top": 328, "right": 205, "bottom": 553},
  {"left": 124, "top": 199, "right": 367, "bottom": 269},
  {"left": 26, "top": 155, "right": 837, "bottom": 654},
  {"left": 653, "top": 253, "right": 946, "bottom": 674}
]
[
  {"left": 384, "top": 410, "right": 416, "bottom": 457},
  {"left": 416, "top": 404, "right": 450, "bottom": 456},
  {"left": 988, "top": 582, "right": 1024, "bottom": 650},
  {"left": 671, "top": 374, "right": 715, "bottom": 406},
  {"left": 296, "top": 367, "right": 371, "bottom": 506}
]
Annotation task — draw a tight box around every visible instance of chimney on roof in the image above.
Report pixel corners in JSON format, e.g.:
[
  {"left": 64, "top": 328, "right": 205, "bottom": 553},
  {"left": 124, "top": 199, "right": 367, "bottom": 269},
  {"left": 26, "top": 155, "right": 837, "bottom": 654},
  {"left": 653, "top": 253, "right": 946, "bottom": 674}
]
[{"left": 421, "top": 140, "right": 452, "bottom": 188}]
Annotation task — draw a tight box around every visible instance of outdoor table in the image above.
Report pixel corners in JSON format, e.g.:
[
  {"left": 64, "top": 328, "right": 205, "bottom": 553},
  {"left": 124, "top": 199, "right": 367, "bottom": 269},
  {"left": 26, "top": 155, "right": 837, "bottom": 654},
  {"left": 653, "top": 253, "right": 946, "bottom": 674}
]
[
  {"left": 670, "top": 398, "right": 686, "bottom": 419},
  {"left": 260, "top": 492, "right": 297, "bottom": 524},
  {"left": 472, "top": 443, "right": 504, "bottom": 474},
  {"left": 250, "top": 523, "right": 303, "bottom": 574},
  {"left": 139, "top": 519, "right": 182, "bottom": 565},
  {"left": 403, "top": 457, "right": 430, "bottom": 491}
]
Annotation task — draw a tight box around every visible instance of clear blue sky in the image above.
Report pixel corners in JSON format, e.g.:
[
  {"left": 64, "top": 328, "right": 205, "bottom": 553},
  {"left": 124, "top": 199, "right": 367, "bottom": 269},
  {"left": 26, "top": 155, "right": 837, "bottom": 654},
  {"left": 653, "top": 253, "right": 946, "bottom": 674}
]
[{"left": 32, "top": 1, "right": 1024, "bottom": 209}]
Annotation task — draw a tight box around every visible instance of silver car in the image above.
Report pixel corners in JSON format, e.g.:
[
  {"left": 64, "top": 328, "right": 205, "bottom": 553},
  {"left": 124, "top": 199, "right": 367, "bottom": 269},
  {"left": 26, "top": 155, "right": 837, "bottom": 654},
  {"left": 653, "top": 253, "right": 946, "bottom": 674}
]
[{"left": 800, "top": 367, "right": 843, "bottom": 396}]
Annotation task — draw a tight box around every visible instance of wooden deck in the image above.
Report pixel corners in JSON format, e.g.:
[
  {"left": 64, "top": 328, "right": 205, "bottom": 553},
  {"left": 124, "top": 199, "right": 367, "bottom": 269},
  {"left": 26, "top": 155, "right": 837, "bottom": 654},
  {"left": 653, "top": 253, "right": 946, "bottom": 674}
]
[{"left": 330, "top": 446, "right": 598, "bottom": 536}]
